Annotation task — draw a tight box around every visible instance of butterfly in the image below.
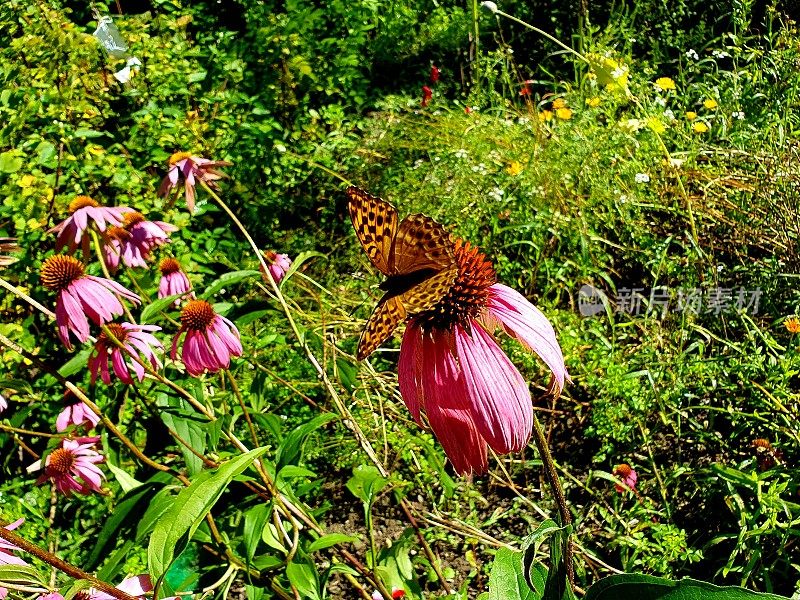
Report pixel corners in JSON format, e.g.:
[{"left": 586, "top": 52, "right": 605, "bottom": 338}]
[{"left": 347, "top": 186, "right": 458, "bottom": 360}]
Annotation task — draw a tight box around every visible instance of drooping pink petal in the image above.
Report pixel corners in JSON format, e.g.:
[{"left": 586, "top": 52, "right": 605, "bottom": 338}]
[{"left": 398, "top": 320, "right": 424, "bottom": 424}]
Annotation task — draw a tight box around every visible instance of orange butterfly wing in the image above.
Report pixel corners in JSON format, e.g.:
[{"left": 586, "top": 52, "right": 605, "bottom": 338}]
[
  {"left": 390, "top": 213, "right": 455, "bottom": 275},
  {"left": 346, "top": 186, "right": 398, "bottom": 276}
]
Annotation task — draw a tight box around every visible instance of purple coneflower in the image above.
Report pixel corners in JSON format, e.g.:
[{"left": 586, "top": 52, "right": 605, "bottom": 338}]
[
  {"left": 397, "top": 240, "right": 567, "bottom": 475},
  {"left": 38, "top": 594, "right": 65, "bottom": 600},
  {"left": 88, "top": 323, "right": 163, "bottom": 385},
  {"left": 49, "top": 196, "right": 132, "bottom": 255},
  {"left": 261, "top": 251, "right": 292, "bottom": 284},
  {"left": 56, "top": 390, "right": 100, "bottom": 432},
  {"left": 27, "top": 437, "right": 105, "bottom": 496},
  {"left": 158, "top": 257, "right": 193, "bottom": 302},
  {"left": 171, "top": 299, "right": 242, "bottom": 376},
  {"left": 158, "top": 151, "right": 231, "bottom": 213},
  {"left": 89, "top": 575, "right": 176, "bottom": 600},
  {"left": 612, "top": 463, "right": 638, "bottom": 493},
  {"left": 103, "top": 211, "right": 177, "bottom": 271},
  {"left": 0, "top": 394, "right": 6, "bottom": 414},
  {"left": 40, "top": 255, "right": 141, "bottom": 350},
  {"left": 0, "top": 518, "right": 26, "bottom": 566}
]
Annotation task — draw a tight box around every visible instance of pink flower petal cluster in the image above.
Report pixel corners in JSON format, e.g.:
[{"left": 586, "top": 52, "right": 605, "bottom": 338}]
[
  {"left": 103, "top": 212, "right": 177, "bottom": 271},
  {"left": 89, "top": 575, "right": 176, "bottom": 600},
  {"left": 261, "top": 251, "right": 292, "bottom": 284},
  {"left": 56, "top": 390, "right": 100, "bottom": 432},
  {"left": 395, "top": 240, "right": 567, "bottom": 475},
  {"left": 171, "top": 300, "right": 243, "bottom": 376},
  {"left": 613, "top": 463, "right": 638, "bottom": 493},
  {"left": 49, "top": 196, "right": 132, "bottom": 255},
  {"left": 0, "top": 518, "right": 27, "bottom": 567},
  {"left": 88, "top": 323, "right": 163, "bottom": 385},
  {"left": 28, "top": 437, "right": 105, "bottom": 496},
  {"left": 158, "top": 152, "right": 231, "bottom": 213},
  {"left": 158, "top": 257, "right": 193, "bottom": 302},
  {"left": 0, "top": 394, "right": 6, "bottom": 414},
  {"left": 40, "top": 255, "right": 141, "bottom": 350}
]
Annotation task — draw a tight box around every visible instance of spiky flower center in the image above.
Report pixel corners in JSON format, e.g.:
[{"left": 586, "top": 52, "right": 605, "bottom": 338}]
[
  {"left": 263, "top": 250, "right": 278, "bottom": 264},
  {"left": 74, "top": 592, "right": 91, "bottom": 600},
  {"left": 106, "top": 225, "right": 130, "bottom": 241},
  {"left": 613, "top": 464, "right": 633, "bottom": 478},
  {"left": 40, "top": 255, "right": 85, "bottom": 291},
  {"left": 47, "top": 448, "right": 76, "bottom": 475},
  {"left": 417, "top": 239, "right": 496, "bottom": 331},
  {"left": 752, "top": 438, "right": 772, "bottom": 450},
  {"left": 169, "top": 151, "right": 193, "bottom": 165},
  {"left": 68, "top": 195, "right": 99, "bottom": 213},
  {"left": 121, "top": 211, "right": 146, "bottom": 229},
  {"left": 159, "top": 257, "right": 181, "bottom": 275},
  {"left": 181, "top": 299, "right": 215, "bottom": 331},
  {"left": 98, "top": 323, "right": 128, "bottom": 345}
]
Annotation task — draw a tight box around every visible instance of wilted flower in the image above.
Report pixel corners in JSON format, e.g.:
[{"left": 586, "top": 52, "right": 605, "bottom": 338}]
[
  {"left": 88, "top": 323, "right": 163, "bottom": 385},
  {"left": 158, "top": 152, "right": 232, "bottom": 213},
  {"left": 49, "top": 196, "right": 133, "bottom": 255},
  {"left": 703, "top": 98, "right": 718, "bottom": 110},
  {"left": 0, "top": 518, "right": 27, "bottom": 566},
  {"left": 28, "top": 437, "right": 105, "bottom": 496},
  {"left": 158, "top": 257, "right": 193, "bottom": 302},
  {"left": 102, "top": 212, "right": 177, "bottom": 271},
  {"left": 480, "top": 0, "right": 498, "bottom": 13},
  {"left": 612, "top": 463, "right": 637, "bottom": 493},
  {"left": 784, "top": 317, "right": 800, "bottom": 333},
  {"left": 40, "top": 255, "right": 141, "bottom": 350},
  {"left": 171, "top": 300, "right": 242, "bottom": 376},
  {"left": 430, "top": 65, "right": 440, "bottom": 83},
  {"left": 387, "top": 240, "right": 567, "bottom": 475},
  {"left": 654, "top": 77, "right": 676, "bottom": 91},
  {"left": 0, "top": 238, "right": 19, "bottom": 269},
  {"left": 421, "top": 85, "right": 433, "bottom": 107},
  {"left": 261, "top": 251, "right": 292, "bottom": 284},
  {"left": 56, "top": 390, "right": 100, "bottom": 432}
]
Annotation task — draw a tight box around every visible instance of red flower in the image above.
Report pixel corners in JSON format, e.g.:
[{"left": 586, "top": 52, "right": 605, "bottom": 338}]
[
  {"left": 421, "top": 85, "right": 433, "bottom": 107},
  {"left": 430, "top": 65, "right": 440, "bottom": 83}
]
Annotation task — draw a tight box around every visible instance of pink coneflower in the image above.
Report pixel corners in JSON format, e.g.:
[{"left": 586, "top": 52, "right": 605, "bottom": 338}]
[
  {"left": 0, "top": 518, "right": 26, "bottom": 566},
  {"left": 88, "top": 323, "right": 163, "bottom": 385},
  {"left": 88, "top": 575, "right": 169, "bottom": 600},
  {"left": 40, "top": 255, "right": 141, "bottom": 350},
  {"left": 430, "top": 65, "right": 440, "bottom": 83},
  {"left": 0, "top": 394, "right": 6, "bottom": 414},
  {"left": 612, "top": 463, "right": 638, "bottom": 493},
  {"left": 372, "top": 589, "right": 406, "bottom": 600},
  {"left": 39, "top": 594, "right": 65, "bottom": 600},
  {"left": 27, "top": 437, "right": 105, "bottom": 496},
  {"left": 396, "top": 240, "right": 567, "bottom": 475},
  {"left": 421, "top": 85, "right": 433, "bottom": 107},
  {"left": 56, "top": 390, "right": 100, "bottom": 432},
  {"left": 103, "top": 212, "right": 177, "bottom": 271},
  {"left": 49, "top": 196, "right": 133, "bottom": 255},
  {"left": 171, "top": 299, "right": 242, "bottom": 376},
  {"left": 158, "top": 257, "right": 193, "bottom": 302},
  {"left": 158, "top": 151, "right": 232, "bottom": 213},
  {"left": 261, "top": 251, "right": 292, "bottom": 284}
]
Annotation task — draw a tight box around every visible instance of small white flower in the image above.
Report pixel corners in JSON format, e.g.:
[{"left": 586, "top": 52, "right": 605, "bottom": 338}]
[
  {"left": 518, "top": 116, "right": 530, "bottom": 125},
  {"left": 654, "top": 96, "right": 667, "bottom": 107},
  {"left": 502, "top": 118, "right": 514, "bottom": 127},
  {"left": 0, "top": 394, "right": 7, "bottom": 413},
  {"left": 433, "top": 156, "right": 441, "bottom": 162},
  {"left": 488, "top": 187, "right": 505, "bottom": 202},
  {"left": 685, "top": 49, "right": 699, "bottom": 60},
  {"left": 413, "top": 159, "right": 425, "bottom": 169},
  {"left": 635, "top": 173, "right": 650, "bottom": 184},
  {"left": 712, "top": 49, "right": 730, "bottom": 59},
  {"left": 480, "top": 0, "right": 498, "bottom": 13},
  {"left": 611, "top": 66, "right": 627, "bottom": 80},
  {"left": 454, "top": 149, "right": 468, "bottom": 159},
  {"left": 732, "top": 111, "right": 745, "bottom": 120},
  {"left": 664, "top": 108, "right": 675, "bottom": 120}
]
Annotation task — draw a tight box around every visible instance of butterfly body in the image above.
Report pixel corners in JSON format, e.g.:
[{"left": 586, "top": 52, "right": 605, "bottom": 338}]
[{"left": 347, "top": 186, "right": 457, "bottom": 360}]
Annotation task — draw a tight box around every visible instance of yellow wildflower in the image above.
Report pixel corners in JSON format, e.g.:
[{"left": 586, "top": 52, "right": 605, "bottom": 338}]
[
  {"left": 703, "top": 98, "right": 718, "bottom": 110},
  {"left": 655, "top": 77, "right": 676, "bottom": 91},
  {"left": 785, "top": 317, "right": 800, "bottom": 333},
  {"left": 506, "top": 161, "right": 523, "bottom": 176},
  {"left": 18, "top": 174, "right": 35, "bottom": 188},
  {"left": 685, "top": 111, "right": 697, "bottom": 121},
  {"left": 646, "top": 117, "right": 666, "bottom": 134},
  {"left": 692, "top": 121, "right": 709, "bottom": 133},
  {"left": 586, "top": 96, "right": 601, "bottom": 107},
  {"left": 538, "top": 110, "right": 554, "bottom": 122},
  {"left": 552, "top": 98, "right": 567, "bottom": 109},
  {"left": 555, "top": 107, "right": 573, "bottom": 120}
]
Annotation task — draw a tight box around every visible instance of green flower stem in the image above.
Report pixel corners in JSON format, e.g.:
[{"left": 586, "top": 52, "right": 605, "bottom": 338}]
[
  {"left": 530, "top": 410, "right": 575, "bottom": 589},
  {"left": 226, "top": 369, "right": 259, "bottom": 447},
  {"left": 89, "top": 229, "right": 136, "bottom": 323},
  {"left": 0, "top": 521, "right": 137, "bottom": 600},
  {"left": 493, "top": 9, "right": 590, "bottom": 65}
]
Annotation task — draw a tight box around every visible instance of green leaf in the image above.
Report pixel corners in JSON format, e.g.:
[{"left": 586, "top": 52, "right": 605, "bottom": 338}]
[
  {"left": 147, "top": 447, "right": 269, "bottom": 584},
  {"left": 336, "top": 358, "right": 357, "bottom": 393},
  {"left": 584, "top": 575, "right": 791, "bottom": 600},
  {"left": 0, "top": 151, "right": 22, "bottom": 173},
  {"left": 308, "top": 533, "right": 360, "bottom": 553},
  {"left": 140, "top": 294, "right": 182, "bottom": 324},
  {"left": 0, "top": 564, "right": 48, "bottom": 589},
  {"left": 243, "top": 503, "right": 272, "bottom": 563},
  {"left": 187, "top": 71, "right": 207, "bottom": 82},
  {"left": 58, "top": 347, "right": 92, "bottom": 377},
  {"left": 73, "top": 128, "right": 109, "bottom": 138},
  {"left": 278, "top": 251, "right": 325, "bottom": 285},
  {"left": 345, "top": 464, "right": 388, "bottom": 508},
  {"left": 201, "top": 270, "right": 260, "bottom": 299},
  {"left": 106, "top": 460, "right": 143, "bottom": 493},
  {"left": 488, "top": 548, "right": 540, "bottom": 600},
  {"left": 286, "top": 560, "right": 321, "bottom": 600},
  {"left": 521, "top": 520, "right": 562, "bottom": 595},
  {"left": 159, "top": 400, "right": 207, "bottom": 475},
  {"left": 35, "top": 141, "right": 57, "bottom": 168},
  {"left": 276, "top": 413, "right": 337, "bottom": 469}
]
